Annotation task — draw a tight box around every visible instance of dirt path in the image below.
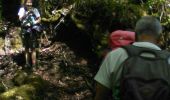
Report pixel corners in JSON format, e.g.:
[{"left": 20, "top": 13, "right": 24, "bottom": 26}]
[{"left": 0, "top": 26, "right": 97, "bottom": 99}]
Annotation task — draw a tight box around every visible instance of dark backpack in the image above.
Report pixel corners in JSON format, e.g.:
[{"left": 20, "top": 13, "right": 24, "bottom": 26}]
[
  {"left": 21, "top": 13, "right": 35, "bottom": 28},
  {"left": 120, "top": 45, "right": 170, "bottom": 100}
]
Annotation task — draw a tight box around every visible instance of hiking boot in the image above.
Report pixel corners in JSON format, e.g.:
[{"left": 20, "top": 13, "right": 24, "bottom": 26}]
[
  {"left": 32, "top": 64, "right": 37, "bottom": 68},
  {"left": 24, "top": 63, "right": 31, "bottom": 68},
  {"left": 36, "top": 60, "right": 40, "bottom": 67},
  {"left": 32, "top": 64, "right": 38, "bottom": 71}
]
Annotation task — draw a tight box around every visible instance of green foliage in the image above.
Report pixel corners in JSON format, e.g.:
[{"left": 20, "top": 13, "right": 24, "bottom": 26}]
[
  {"left": 71, "top": 0, "right": 145, "bottom": 57},
  {"left": 75, "top": 0, "right": 114, "bottom": 29},
  {"left": 111, "top": 2, "right": 144, "bottom": 29},
  {"left": 143, "top": 0, "right": 170, "bottom": 50},
  {"left": 147, "top": 0, "right": 165, "bottom": 5},
  {"left": 40, "top": 0, "right": 75, "bottom": 17},
  {"left": 39, "top": 0, "right": 170, "bottom": 54},
  {"left": 73, "top": 0, "right": 114, "bottom": 52},
  {"left": 0, "top": 73, "right": 47, "bottom": 100}
]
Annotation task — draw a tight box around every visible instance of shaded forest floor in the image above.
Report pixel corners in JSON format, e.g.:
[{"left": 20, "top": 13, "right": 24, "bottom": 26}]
[{"left": 0, "top": 25, "right": 99, "bottom": 99}]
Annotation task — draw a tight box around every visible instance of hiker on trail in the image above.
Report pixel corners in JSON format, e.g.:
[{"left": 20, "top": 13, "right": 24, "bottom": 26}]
[
  {"left": 18, "top": 0, "right": 42, "bottom": 68},
  {"left": 94, "top": 16, "right": 170, "bottom": 100}
]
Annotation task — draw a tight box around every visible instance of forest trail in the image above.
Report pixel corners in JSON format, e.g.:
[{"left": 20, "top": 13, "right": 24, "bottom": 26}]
[{"left": 0, "top": 25, "right": 97, "bottom": 99}]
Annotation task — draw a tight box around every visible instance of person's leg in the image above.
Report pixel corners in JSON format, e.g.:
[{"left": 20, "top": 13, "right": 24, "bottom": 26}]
[
  {"left": 23, "top": 33, "right": 31, "bottom": 67},
  {"left": 31, "top": 48, "right": 37, "bottom": 67},
  {"left": 25, "top": 48, "right": 30, "bottom": 66},
  {"left": 31, "top": 29, "right": 41, "bottom": 67}
]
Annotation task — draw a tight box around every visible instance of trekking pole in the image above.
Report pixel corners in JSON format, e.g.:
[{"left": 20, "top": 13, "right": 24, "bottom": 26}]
[
  {"left": 53, "top": 17, "right": 65, "bottom": 36},
  {"left": 53, "top": 3, "right": 74, "bottom": 36},
  {"left": 40, "top": 30, "right": 49, "bottom": 47}
]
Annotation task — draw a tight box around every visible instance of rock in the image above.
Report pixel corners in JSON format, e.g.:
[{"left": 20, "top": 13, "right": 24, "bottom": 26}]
[
  {"left": 0, "top": 70, "right": 5, "bottom": 76},
  {"left": 0, "top": 49, "right": 5, "bottom": 56},
  {"left": 13, "top": 71, "right": 28, "bottom": 86}
]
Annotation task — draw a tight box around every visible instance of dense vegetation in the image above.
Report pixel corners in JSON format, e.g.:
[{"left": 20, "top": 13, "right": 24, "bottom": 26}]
[
  {"left": 1, "top": 0, "right": 170, "bottom": 54},
  {"left": 0, "top": 0, "right": 170, "bottom": 99}
]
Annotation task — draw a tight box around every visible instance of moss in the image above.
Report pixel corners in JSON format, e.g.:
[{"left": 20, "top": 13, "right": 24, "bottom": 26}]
[
  {"left": 0, "top": 84, "right": 35, "bottom": 100},
  {"left": 13, "top": 71, "right": 28, "bottom": 86},
  {"left": 0, "top": 38, "right": 4, "bottom": 48},
  {"left": 42, "top": 13, "right": 61, "bottom": 22},
  {"left": 0, "top": 83, "right": 6, "bottom": 93},
  {"left": 0, "top": 73, "right": 47, "bottom": 100}
]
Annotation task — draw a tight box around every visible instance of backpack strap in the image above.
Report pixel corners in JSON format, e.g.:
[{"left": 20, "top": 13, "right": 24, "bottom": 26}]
[
  {"left": 122, "top": 45, "right": 170, "bottom": 60},
  {"left": 121, "top": 45, "right": 139, "bottom": 57}
]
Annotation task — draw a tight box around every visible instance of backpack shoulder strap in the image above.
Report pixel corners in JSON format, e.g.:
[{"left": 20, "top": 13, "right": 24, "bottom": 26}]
[
  {"left": 121, "top": 45, "right": 141, "bottom": 57},
  {"left": 160, "top": 50, "right": 170, "bottom": 60},
  {"left": 122, "top": 45, "right": 170, "bottom": 60}
]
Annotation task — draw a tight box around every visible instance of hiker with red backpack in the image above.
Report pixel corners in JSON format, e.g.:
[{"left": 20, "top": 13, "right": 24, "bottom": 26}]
[
  {"left": 109, "top": 30, "right": 135, "bottom": 50},
  {"left": 94, "top": 16, "right": 170, "bottom": 100},
  {"left": 102, "top": 30, "right": 135, "bottom": 58}
]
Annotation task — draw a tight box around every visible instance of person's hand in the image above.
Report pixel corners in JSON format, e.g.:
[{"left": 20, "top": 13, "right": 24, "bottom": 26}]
[
  {"left": 32, "top": 20, "right": 38, "bottom": 25},
  {"left": 27, "top": 11, "right": 33, "bottom": 14},
  {"left": 26, "top": 11, "right": 34, "bottom": 18},
  {"left": 26, "top": 22, "right": 31, "bottom": 27},
  {"left": 52, "top": 10, "right": 56, "bottom": 15}
]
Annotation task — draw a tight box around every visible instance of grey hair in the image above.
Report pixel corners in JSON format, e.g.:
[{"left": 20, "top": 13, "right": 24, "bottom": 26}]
[{"left": 135, "top": 16, "right": 162, "bottom": 37}]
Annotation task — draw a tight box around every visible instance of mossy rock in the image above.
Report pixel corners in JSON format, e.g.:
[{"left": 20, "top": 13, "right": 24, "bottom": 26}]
[
  {"left": 26, "top": 74, "right": 47, "bottom": 89},
  {"left": 0, "top": 38, "right": 4, "bottom": 48},
  {"left": 13, "top": 71, "right": 28, "bottom": 86},
  {"left": 0, "top": 84, "right": 38, "bottom": 100},
  {"left": 0, "top": 83, "right": 6, "bottom": 93},
  {"left": 42, "top": 14, "right": 61, "bottom": 22},
  {"left": 0, "top": 74, "right": 47, "bottom": 100}
]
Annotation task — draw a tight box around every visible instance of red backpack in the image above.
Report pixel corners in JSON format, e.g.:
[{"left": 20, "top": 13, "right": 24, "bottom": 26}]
[
  {"left": 109, "top": 30, "right": 135, "bottom": 50},
  {"left": 101, "top": 30, "right": 135, "bottom": 58}
]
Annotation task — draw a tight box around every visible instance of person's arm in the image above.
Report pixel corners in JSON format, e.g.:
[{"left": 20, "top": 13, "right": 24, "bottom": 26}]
[
  {"left": 94, "top": 48, "right": 128, "bottom": 100},
  {"left": 34, "top": 16, "right": 41, "bottom": 24},
  {"left": 18, "top": 7, "right": 25, "bottom": 21},
  {"left": 94, "top": 52, "right": 113, "bottom": 100},
  {"left": 19, "top": 12, "right": 31, "bottom": 21},
  {"left": 32, "top": 8, "right": 41, "bottom": 24},
  {"left": 94, "top": 82, "right": 112, "bottom": 100},
  {"left": 19, "top": 15, "right": 23, "bottom": 21},
  {"left": 18, "top": 8, "right": 32, "bottom": 21}
]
